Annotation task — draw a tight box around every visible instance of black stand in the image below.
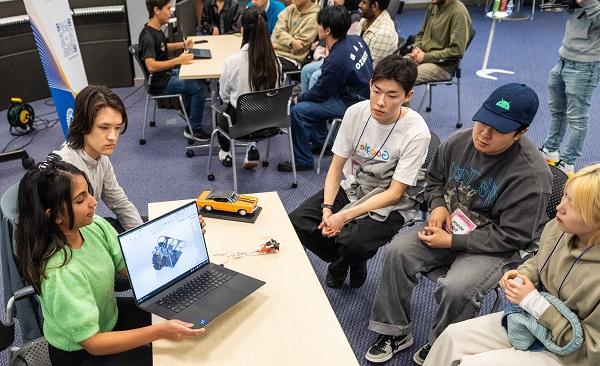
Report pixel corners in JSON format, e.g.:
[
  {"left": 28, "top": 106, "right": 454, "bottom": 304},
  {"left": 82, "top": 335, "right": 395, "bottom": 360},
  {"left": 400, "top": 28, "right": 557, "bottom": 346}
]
[
  {"left": 0, "top": 150, "right": 35, "bottom": 169},
  {"left": 198, "top": 206, "right": 262, "bottom": 223}
]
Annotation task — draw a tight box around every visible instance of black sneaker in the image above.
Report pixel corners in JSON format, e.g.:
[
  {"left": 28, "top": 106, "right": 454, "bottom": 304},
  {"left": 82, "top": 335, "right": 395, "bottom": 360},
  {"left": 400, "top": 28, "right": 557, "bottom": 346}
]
[
  {"left": 325, "top": 267, "right": 348, "bottom": 288},
  {"left": 183, "top": 128, "right": 210, "bottom": 142},
  {"left": 243, "top": 146, "right": 260, "bottom": 169},
  {"left": 365, "top": 334, "right": 414, "bottom": 363},
  {"left": 349, "top": 261, "right": 368, "bottom": 288},
  {"left": 413, "top": 343, "right": 432, "bottom": 365},
  {"left": 277, "top": 160, "right": 313, "bottom": 172}
]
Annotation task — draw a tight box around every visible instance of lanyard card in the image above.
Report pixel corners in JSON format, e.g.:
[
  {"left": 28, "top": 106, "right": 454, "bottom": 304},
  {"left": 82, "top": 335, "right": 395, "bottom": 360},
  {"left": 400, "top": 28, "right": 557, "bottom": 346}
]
[{"left": 451, "top": 208, "right": 477, "bottom": 235}]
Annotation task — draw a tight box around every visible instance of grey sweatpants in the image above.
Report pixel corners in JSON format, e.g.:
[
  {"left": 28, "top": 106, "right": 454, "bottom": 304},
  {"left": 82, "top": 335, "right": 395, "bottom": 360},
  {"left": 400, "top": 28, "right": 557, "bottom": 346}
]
[
  {"left": 368, "top": 223, "right": 518, "bottom": 345},
  {"left": 423, "top": 312, "right": 562, "bottom": 366}
]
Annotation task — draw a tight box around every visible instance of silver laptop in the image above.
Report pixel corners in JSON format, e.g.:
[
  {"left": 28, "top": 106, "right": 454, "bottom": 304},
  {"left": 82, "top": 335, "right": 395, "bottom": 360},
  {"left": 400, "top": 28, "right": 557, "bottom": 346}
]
[{"left": 118, "top": 201, "right": 264, "bottom": 327}]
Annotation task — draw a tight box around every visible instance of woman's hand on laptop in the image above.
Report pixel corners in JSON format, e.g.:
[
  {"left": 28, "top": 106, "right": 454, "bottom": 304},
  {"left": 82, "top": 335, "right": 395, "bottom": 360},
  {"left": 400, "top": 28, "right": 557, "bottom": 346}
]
[{"left": 158, "top": 319, "right": 205, "bottom": 341}]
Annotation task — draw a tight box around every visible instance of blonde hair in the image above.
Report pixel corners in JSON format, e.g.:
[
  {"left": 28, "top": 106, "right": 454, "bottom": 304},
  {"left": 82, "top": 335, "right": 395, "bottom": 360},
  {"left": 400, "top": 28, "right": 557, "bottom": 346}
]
[{"left": 565, "top": 163, "right": 600, "bottom": 244}]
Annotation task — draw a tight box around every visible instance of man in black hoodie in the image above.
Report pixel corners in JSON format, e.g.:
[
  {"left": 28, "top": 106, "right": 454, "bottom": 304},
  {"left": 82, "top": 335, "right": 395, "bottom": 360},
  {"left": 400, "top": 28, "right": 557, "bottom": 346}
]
[{"left": 365, "top": 83, "right": 553, "bottom": 365}]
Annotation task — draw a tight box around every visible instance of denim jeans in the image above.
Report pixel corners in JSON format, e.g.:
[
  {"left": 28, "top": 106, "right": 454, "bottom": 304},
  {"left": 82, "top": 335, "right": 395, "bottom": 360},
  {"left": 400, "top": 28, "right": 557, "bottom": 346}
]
[
  {"left": 300, "top": 60, "right": 323, "bottom": 93},
  {"left": 543, "top": 58, "right": 600, "bottom": 165},
  {"left": 290, "top": 97, "right": 347, "bottom": 167},
  {"left": 163, "top": 69, "right": 209, "bottom": 132},
  {"left": 368, "top": 223, "right": 519, "bottom": 344}
]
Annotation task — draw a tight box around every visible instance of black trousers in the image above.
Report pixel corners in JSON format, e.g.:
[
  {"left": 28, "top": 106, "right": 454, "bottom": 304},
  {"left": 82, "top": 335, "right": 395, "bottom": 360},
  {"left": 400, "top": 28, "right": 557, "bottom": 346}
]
[
  {"left": 289, "top": 189, "right": 405, "bottom": 275},
  {"left": 48, "top": 297, "right": 152, "bottom": 366}
]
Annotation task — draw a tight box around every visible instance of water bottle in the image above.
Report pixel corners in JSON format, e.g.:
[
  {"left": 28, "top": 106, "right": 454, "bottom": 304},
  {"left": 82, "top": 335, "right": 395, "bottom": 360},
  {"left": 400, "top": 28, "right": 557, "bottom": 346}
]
[{"left": 506, "top": 0, "right": 514, "bottom": 15}]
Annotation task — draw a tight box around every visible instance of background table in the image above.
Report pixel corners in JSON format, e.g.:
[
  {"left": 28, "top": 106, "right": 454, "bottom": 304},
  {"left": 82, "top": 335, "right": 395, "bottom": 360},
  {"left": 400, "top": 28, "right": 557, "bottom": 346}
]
[
  {"left": 148, "top": 192, "right": 359, "bottom": 366},
  {"left": 179, "top": 34, "right": 242, "bottom": 153}
]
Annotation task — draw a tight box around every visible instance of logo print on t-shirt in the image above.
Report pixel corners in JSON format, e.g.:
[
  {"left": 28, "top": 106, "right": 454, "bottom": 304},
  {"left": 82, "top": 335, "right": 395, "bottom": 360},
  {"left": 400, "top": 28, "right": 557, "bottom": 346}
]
[{"left": 359, "top": 143, "right": 390, "bottom": 160}]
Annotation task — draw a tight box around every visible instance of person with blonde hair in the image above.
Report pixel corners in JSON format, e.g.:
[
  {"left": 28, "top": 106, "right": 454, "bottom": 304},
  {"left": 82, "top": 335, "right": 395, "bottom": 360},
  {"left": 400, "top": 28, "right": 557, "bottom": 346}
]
[{"left": 424, "top": 163, "right": 600, "bottom": 366}]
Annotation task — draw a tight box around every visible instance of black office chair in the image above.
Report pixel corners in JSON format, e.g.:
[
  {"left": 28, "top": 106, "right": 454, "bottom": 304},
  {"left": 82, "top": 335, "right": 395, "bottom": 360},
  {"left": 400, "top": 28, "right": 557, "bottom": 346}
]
[
  {"left": 422, "top": 164, "right": 568, "bottom": 314},
  {"left": 416, "top": 28, "right": 476, "bottom": 129},
  {"left": 1, "top": 286, "right": 51, "bottom": 366},
  {"left": 1, "top": 183, "right": 49, "bottom": 366},
  {"left": 128, "top": 44, "right": 194, "bottom": 146},
  {"left": 206, "top": 84, "right": 298, "bottom": 193}
]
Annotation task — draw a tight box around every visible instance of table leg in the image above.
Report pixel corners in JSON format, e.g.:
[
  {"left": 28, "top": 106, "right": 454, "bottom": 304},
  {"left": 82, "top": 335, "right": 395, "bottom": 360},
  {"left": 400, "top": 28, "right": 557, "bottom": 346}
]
[{"left": 476, "top": 19, "right": 515, "bottom": 80}]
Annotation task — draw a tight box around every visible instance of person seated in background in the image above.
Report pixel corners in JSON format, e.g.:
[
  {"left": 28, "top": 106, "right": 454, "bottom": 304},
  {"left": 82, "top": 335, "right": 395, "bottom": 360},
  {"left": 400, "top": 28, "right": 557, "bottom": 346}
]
[
  {"left": 407, "top": 0, "right": 471, "bottom": 84},
  {"left": 201, "top": 0, "right": 243, "bottom": 35},
  {"left": 218, "top": 7, "right": 283, "bottom": 169},
  {"left": 247, "top": 0, "right": 285, "bottom": 34},
  {"left": 358, "top": 0, "right": 398, "bottom": 66},
  {"left": 424, "top": 163, "right": 600, "bottom": 366},
  {"left": 300, "top": 0, "right": 361, "bottom": 93},
  {"left": 272, "top": 0, "right": 319, "bottom": 72},
  {"left": 290, "top": 55, "right": 430, "bottom": 289},
  {"left": 365, "top": 83, "right": 552, "bottom": 365},
  {"left": 277, "top": 5, "right": 373, "bottom": 172},
  {"left": 15, "top": 159, "right": 205, "bottom": 365},
  {"left": 56, "top": 85, "right": 142, "bottom": 232},
  {"left": 139, "top": 0, "right": 210, "bottom": 142}
]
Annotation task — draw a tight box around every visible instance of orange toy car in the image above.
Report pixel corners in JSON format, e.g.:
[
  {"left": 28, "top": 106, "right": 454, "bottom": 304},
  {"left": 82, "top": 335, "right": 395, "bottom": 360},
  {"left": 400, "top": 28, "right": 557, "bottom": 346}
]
[{"left": 196, "top": 190, "right": 259, "bottom": 216}]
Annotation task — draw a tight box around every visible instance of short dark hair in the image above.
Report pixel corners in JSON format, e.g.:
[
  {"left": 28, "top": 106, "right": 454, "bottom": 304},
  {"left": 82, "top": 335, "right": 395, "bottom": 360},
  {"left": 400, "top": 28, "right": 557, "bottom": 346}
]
[
  {"left": 368, "top": 0, "right": 390, "bottom": 10},
  {"left": 317, "top": 6, "right": 351, "bottom": 40},
  {"left": 344, "top": 0, "right": 360, "bottom": 12},
  {"left": 66, "top": 85, "right": 128, "bottom": 150},
  {"left": 146, "top": 0, "right": 170, "bottom": 18},
  {"left": 372, "top": 55, "right": 417, "bottom": 94}
]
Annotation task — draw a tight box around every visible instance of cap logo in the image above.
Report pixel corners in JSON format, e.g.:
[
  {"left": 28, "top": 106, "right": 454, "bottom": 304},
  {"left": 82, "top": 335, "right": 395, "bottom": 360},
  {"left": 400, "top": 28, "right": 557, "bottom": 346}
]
[{"left": 496, "top": 98, "right": 511, "bottom": 111}]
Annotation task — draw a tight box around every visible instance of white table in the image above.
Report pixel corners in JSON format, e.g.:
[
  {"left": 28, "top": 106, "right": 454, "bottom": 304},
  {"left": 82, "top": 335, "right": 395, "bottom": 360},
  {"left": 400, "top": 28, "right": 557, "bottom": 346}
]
[
  {"left": 148, "top": 192, "right": 359, "bottom": 366},
  {"left": 476, "top": 12, "right": 517, "bottom": 80}
]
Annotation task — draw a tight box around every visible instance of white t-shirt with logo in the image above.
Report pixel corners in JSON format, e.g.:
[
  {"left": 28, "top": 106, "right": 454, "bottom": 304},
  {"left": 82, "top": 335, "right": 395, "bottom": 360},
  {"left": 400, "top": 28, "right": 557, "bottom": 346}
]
[{"left": 331, "top": 100, "right": 430, "bottom": 189}]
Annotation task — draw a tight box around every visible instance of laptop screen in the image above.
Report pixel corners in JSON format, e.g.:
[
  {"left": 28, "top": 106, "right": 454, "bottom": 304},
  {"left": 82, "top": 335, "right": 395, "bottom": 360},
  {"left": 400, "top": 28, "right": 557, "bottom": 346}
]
[{"left": 118, "top": 202, "right": 209, "bottom": 303}]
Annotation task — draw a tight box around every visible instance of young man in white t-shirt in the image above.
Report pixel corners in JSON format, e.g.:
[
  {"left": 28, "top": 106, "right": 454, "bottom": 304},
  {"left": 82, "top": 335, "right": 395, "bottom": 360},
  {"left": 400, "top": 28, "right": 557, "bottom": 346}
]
[{"left": 289, "top": 55, "right": 430, "bottom": 289}]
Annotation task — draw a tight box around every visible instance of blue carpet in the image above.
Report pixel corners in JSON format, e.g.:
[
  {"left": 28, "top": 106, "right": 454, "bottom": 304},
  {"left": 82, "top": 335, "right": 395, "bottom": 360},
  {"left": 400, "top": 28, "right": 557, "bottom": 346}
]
[{"left": 1, "top": 5, "right": 599, "bottom": 366}]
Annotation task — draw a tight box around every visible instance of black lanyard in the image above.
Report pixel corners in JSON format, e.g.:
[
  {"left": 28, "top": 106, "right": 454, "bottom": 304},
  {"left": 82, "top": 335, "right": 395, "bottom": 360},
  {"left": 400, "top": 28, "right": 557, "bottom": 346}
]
[
  {"left": 539, "top": 232, "right": 594, "bottom": 299},
  {"left": 351, "top": 111, "right": 401, "bottom": 164}
]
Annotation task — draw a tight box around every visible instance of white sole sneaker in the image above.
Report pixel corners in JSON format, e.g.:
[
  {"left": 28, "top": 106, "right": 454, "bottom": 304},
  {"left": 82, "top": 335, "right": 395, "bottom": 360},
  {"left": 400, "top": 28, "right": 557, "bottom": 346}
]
[
  {"left": 540, "top": 147, "right": 559, "bottom": 163},
  {"left": 364, "top": 335, "right": 414, "bottom": 363}
]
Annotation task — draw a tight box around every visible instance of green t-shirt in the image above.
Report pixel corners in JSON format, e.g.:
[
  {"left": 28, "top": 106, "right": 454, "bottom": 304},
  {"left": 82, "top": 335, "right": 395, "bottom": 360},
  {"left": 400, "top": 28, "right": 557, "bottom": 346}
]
[{"left": 39, "top": 216, "right": 126, "bottom": 351}]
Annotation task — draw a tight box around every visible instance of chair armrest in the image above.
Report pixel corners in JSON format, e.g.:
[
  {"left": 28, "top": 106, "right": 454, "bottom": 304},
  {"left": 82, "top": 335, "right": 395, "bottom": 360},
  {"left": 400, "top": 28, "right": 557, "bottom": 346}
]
[
  {"left": 211, "top": 104, "right": 233, "bottom": 128},
  {"left": 210, "top": 104, "right": 227, "bottom": 115},
  {"left": 13, "top": 286, "right": 36, "bottom": 302}
]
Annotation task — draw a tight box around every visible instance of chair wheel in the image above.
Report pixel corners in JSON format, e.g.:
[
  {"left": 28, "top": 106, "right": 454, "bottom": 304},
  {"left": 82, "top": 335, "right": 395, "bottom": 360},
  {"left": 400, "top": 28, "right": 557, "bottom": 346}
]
[
  {"left": 22, "top": 157, "right": 35, "bottom": 169},
  {"left": 262, "top": 161, "right": 269, "bottom": 167},
  {"left": 139, "top": 139, "right": 146, "bottom": 145},
  {"left": 292, "top": 183, "right": 298, "bottom": 189},
  {"left": 425, "top": 107, "right": 432, "bottom": 112},
  {"left": 456, "top": 122, "right": 463, "bottom": 129},
  {"left": 149, "top": 121, "right": 156, "bottom": 127},
  {"left": 207, "top": 174, "right": 215, "bottom": 181},
  {"left": 186, "top": 150, "right": 195, "bottom": 158}
]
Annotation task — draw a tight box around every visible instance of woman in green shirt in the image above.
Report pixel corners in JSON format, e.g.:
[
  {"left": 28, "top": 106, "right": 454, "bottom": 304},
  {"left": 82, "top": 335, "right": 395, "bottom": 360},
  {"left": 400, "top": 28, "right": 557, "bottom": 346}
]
[{"left": 15, "top": 157, "right": 205, "bottom": 365}]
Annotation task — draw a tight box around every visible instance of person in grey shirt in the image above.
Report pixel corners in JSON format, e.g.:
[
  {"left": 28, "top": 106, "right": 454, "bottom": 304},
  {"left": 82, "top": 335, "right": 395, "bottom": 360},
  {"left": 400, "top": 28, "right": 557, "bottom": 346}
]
[
  {"left": 56, "top": 85, "right": 143, "bottom": 231},
  {"left": 540, "top": 0, "right": 600, "bottom": 176},
  {"left": 365, "top": 83, "right": 553, "bottom": 365}
]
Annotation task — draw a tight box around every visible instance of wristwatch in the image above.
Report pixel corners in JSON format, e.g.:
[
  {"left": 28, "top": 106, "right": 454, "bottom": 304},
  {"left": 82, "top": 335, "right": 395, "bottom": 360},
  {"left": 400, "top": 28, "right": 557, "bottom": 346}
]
[{"left": 320, "top": 203, "right": 334, "bottom": 210}]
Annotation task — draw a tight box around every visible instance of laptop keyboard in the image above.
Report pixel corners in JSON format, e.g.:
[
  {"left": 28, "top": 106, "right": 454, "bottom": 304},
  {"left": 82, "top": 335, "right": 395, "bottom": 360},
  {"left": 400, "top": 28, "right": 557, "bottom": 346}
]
[{"left": 157, "top": 270, "right": 232, "bottom": 313}]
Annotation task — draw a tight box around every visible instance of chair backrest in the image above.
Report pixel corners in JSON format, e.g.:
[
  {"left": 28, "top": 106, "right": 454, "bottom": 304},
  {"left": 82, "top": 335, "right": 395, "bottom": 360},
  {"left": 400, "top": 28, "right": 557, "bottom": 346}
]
[
  {"left": 422, "top": 132, "right": 441, "bottom": 170},
  {"left": 229, "top": 84, "right": 295, "bottom": 139},
  {"left": 128, "top": 44, "right": 152, "bottom": 93},
  {"left": 546, "top": 165, "right": 568, "bottom": 220},
  {"left": 387, "top": 0, "right": 405, "bottom": 20},
  {"left": 176, "top": 0, "right": 197, "bottom": 39},
  {"left": 1, "top": 183, "right": 44, "bottom": 343}
]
